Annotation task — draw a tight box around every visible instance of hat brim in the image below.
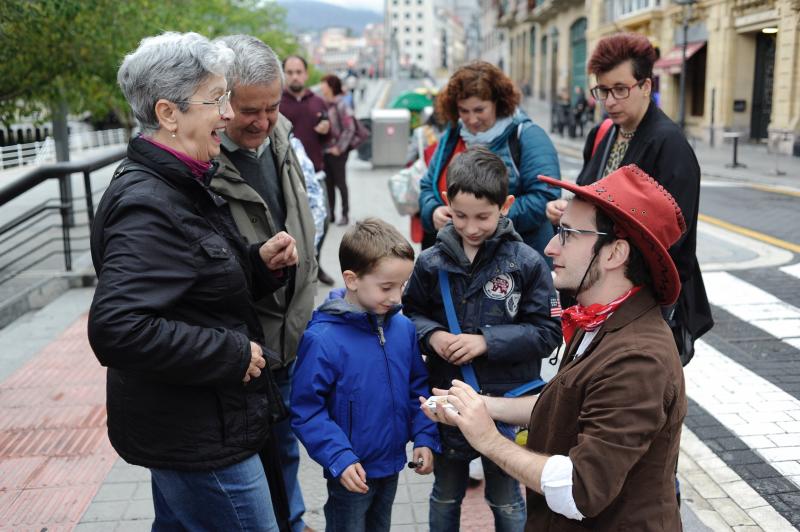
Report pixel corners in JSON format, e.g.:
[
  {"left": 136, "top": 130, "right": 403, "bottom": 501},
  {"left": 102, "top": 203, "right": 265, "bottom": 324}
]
[{"left": 540, "top": 175, "right": 680, "bottom": 305}]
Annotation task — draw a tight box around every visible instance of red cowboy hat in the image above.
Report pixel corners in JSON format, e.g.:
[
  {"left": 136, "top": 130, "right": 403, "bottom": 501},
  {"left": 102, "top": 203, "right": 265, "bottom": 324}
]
[{"left": 539, "top": 164, "right": 686, "bottom": 305}]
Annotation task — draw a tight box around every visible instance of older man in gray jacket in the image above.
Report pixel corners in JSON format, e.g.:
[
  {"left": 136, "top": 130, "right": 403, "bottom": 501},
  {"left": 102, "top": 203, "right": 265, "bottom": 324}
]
[{"left": 211, "top": 35, "right": 318, "bottom": 532}]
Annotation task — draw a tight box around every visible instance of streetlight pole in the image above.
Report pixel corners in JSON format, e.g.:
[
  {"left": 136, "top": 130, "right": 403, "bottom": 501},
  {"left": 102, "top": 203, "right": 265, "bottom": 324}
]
[{"left": 676, "top": 0, "right": 695, "bottom": 131}]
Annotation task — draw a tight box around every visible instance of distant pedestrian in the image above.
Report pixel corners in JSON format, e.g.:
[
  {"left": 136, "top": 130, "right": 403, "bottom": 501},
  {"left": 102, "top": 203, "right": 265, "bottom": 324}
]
[
  {"left": 88, "top": 31, "right": 298, "bottom": 532},
  {"left": 320, "top": 74, "right": 356, "bottom": 227},
  {"left": 291, "top": 218, "right": 439, "bottom": 532},
  {"left": 572, "top": 86, "right": 588, "bottom": 137},
  {"left": 545, "top": 32, "right": 713, "bottom": 366},
  {"left": 281, "top": 54, "right": 337, "bottom": 286}
]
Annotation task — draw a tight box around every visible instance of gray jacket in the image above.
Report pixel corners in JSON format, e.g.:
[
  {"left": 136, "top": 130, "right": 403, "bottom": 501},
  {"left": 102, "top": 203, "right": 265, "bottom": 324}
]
[{"left": 211, "top": 113, "right": 318, "bottom": 368}]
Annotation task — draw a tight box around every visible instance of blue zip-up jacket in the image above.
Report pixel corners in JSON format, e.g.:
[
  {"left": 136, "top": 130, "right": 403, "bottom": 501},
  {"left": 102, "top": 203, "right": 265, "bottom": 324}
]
[
  {"left": 291, "top": 290, "right": 440, "bottom": 480},
  {"left": 418, "top": 110, "right": 561, "bottom": 255},
  {"left": 403, "top": 217, "right": 562, "bottom": 395}
]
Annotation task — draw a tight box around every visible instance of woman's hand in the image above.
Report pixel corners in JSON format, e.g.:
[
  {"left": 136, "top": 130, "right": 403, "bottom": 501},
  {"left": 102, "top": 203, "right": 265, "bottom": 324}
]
[
  {"left": 545, "top": 199, "right": 568, "bottom": 225},
  {"left": 432, "top": 205, "right": 453, "bottom": 230},
  {"left": 259, "top": 232, "right": 298, "bottom": 271},
  {"left": 328, "top": 146, "right": 341, "bottom": 156},
  {"left": 243, "top": 342, "right": 266, "bottom": 383}
]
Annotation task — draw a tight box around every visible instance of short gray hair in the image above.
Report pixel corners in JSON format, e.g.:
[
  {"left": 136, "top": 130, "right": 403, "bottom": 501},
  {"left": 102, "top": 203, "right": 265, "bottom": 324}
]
[
  {"left": 118, "top": 32, "right": 235, "bottom": 134},
  {"left": 215, "top": 35, "right": 284, "bottom": 94}
]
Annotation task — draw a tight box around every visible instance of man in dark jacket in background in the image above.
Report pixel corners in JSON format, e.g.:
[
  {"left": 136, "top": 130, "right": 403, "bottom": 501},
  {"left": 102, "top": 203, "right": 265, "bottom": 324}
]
[
  {"left": 281, "top": 54, "right": 335, "bottom": 286},
  {"left": 212, "top": 35, "right": 318, "bottom": 532}
]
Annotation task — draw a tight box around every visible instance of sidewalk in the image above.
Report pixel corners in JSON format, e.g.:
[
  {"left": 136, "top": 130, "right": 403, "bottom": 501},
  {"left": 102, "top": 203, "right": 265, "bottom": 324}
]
[{"left": 521, "top": 98, "right": 800, "bottom": 189}]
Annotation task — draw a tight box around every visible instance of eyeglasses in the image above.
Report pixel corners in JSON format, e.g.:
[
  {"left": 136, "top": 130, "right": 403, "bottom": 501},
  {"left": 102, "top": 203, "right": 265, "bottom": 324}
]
[
  {"left": 590, "top": 80, "right": 645, "bottom": 101},
  {"left": 556, "top": 224, "right": 608, "bottom": 246},
  {"left": 177, "top": 90, "right": 231, "bottom": 115}
]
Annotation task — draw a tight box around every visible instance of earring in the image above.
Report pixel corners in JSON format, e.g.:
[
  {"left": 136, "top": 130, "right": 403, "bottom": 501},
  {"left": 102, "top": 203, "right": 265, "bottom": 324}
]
[{"left": 171, "top": 130, "right": 177, "bottom": 138}]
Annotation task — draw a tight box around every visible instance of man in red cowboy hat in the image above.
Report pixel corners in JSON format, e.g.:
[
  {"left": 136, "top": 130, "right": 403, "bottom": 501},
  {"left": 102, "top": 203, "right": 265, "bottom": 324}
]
[{"left": 421, "top": 164, "right": 688, "bottom": 531}]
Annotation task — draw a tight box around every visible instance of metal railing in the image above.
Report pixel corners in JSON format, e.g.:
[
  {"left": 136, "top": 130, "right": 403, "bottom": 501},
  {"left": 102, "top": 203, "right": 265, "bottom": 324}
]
[
  {"left": 0, "top": 128, "right": 128, "bottom": 170},
  {"left": 0, "top": 148, "right": 126, "bottom": 288}
]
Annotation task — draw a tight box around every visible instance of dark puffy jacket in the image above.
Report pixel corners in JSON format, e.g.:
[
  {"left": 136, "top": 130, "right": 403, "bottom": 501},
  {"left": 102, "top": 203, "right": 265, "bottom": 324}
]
[
  {"left": 88, "top": 137, "right": 286, "bottom": 471},
  {"left": 403, "top": 217, "right": 562, "bottom": 395}
]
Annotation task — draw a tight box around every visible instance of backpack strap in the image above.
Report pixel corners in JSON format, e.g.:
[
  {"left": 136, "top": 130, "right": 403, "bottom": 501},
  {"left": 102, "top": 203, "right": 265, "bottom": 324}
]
[
  {"left": 508, "top": 122, "right": 525, "bottom": 170},
  {"left": 438, "top": 269, "right": 545, "bottom": 396},
  {"left": 591, "top": 118, "right": 614, "bottom": 158},
  {"left": 438, "top": 269, "right": 480, "bottom": 391}
]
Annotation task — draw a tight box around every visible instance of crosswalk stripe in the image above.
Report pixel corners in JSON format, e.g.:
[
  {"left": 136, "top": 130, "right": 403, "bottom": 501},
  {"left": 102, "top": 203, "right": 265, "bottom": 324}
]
[
  {"left": 703, "top": 271, "right": 800, "bottom": 341},
  {"left": 686, "top": 340, "right": 800, "bottom": 487},
  {"left": 780, "top": 262, "right": 800, "bottom": 280}
]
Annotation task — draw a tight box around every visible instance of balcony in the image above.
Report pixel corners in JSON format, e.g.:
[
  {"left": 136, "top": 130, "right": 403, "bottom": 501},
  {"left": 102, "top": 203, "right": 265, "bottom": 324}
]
[{"left": 525, "top": 0, "right": 584, "bottom": 23}]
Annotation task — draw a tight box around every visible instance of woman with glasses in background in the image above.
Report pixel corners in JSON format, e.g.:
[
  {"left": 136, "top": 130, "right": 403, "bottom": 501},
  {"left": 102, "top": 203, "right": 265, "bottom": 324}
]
[
  {"left": 546, "top": 32, "right": 712, "bottom": 382},
  {"left": 88, "top": 32, "right": 299, "bottom": 531}
]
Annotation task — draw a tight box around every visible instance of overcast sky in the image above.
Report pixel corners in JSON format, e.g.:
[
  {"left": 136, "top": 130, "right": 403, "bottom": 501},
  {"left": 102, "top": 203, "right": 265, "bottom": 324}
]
[{"left": 316, "top": 0, "right": 383, "bottom": 12}]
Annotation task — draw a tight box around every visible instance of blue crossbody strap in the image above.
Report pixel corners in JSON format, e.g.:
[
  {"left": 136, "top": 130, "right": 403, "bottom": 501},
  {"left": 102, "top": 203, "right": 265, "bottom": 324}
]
[
  {"left": 438, "top": 270, "right": 480, "bottom": 391},
  {"left": 438, "top": 269, "right": 546, "bottom": 398}
]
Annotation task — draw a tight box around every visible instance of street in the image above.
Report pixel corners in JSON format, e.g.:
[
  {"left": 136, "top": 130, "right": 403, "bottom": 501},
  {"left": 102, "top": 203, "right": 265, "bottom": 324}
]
[{"left": 1, "top": 79, "right": 799, "bottom": 531}]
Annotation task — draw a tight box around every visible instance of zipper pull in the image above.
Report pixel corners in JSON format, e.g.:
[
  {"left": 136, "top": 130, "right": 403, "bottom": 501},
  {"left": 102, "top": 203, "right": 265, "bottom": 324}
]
[{"left": 377, "top": 325, "right": 386, "bottom": 346}]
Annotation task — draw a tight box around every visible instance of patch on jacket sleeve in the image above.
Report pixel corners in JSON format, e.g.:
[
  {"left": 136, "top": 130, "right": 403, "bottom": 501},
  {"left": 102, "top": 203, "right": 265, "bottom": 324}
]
[
  {"left": 506, "top": 292, "right": 521, "bottom": 318},
  {"left": 484, "top": 273, "right": 514, "bottom": 300}
]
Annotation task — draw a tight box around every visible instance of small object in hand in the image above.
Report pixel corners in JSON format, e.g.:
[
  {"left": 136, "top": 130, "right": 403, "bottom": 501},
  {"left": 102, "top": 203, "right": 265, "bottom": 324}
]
[
  {"left": 407, "top": 458, "right": 424, "bottom": 469},
  {"left": 425, "top": 396, "right": 458, "bottom": 414}
]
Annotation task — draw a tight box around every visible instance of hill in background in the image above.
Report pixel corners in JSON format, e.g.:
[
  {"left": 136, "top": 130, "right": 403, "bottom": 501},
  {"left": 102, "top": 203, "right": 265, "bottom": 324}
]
[{"left": 277, "top": 1, "right": 382, "bottom": 35}]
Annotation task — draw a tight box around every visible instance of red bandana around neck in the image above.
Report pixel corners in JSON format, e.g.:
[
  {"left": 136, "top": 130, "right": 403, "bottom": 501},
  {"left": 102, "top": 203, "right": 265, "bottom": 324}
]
[{"left": 560, "top": 286, "right": 641, "bottom": 345}]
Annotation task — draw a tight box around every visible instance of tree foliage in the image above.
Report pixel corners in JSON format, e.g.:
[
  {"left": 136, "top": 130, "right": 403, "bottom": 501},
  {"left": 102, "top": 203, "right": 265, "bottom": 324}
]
[{"left": 0, "top": 0, "right": 298, "bottom": 127}]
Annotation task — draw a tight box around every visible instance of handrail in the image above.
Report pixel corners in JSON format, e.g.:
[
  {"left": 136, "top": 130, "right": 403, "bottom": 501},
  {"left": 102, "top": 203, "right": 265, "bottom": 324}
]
[{"left": 0, "top": 147, "right": 126, "bottom": 206}]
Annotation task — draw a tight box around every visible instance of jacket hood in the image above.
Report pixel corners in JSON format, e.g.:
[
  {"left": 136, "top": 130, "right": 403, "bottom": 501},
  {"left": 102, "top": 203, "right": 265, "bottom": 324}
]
[
  {"left": 436, "top": 216, "right": 522, "bottom": 269},
  {"left": 127, "top": 136, "right": 219, "bottom": 188},
  {"left": 313, "top": 288, "right": 401, "bottom": 330}
]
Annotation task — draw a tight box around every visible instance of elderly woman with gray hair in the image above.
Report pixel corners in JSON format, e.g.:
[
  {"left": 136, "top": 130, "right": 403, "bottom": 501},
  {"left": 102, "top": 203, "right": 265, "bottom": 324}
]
[{"left": 87, "top": 31, "right": 297, "bottom": 531}]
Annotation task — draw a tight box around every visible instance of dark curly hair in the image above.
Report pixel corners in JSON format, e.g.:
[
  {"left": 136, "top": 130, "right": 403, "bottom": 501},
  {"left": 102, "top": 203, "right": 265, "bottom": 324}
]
[
  {"left": 435, "top": 61, "right": 521, "bottom": 126},
  {"left": 321, "top": 74, "right": 343, "bottom": 96},
  {"left": 587, "top": 33, "right": 657, "bottom": 81}
]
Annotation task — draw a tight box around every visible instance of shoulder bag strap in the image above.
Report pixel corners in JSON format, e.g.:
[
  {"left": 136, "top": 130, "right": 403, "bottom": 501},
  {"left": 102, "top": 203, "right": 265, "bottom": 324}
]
[{"left": 438, "top": 269, "right": 480, "bottom": 391}]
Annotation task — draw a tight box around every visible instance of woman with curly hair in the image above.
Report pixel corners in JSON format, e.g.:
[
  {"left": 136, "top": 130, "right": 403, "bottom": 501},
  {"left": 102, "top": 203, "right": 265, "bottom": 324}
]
[{"left": 417, "top": 61, "right": 561, "bottom": 255}]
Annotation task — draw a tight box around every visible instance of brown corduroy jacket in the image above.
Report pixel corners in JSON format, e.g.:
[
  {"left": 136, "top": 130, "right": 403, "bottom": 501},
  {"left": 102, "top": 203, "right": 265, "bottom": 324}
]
[{"left": 525, "top": 288, "right": 686, "bottom": 531}]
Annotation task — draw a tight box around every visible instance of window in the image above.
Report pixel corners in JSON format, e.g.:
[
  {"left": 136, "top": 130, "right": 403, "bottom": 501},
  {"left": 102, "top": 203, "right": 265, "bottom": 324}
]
[
  {"left": 417, "top": 40, "right": 423, "bottom": 46},
  {"left": 405, "top": 40, "right": 411, "bottom": 46},
  {"left": 418, "top": 54, "right": 423, "bottom": 60},
  {"left": 405, "top": 12, "right": 411, "bottom": 18}
]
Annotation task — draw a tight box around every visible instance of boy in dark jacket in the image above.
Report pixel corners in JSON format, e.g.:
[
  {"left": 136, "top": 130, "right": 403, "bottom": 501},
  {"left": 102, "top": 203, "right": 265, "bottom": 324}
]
[
  {"left": 403, "top": 146, "right": 562, "bottom": 532},
  {"left": 291, "top": 218, "right": 440, "bottom": 532}
]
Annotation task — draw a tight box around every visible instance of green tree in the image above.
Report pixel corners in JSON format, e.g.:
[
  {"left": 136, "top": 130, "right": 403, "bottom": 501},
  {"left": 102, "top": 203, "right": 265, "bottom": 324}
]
[{"left": 0, "top": 0, "right": 297, "bottom": 156}]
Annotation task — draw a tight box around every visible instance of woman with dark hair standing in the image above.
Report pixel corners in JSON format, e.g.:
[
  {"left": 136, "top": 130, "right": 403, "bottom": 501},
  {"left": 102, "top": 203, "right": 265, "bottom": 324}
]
[
  {"left": 545, "top": 32, "right": 712, "bottom": 366},
  {"left": 418, "top": 61, "right": 561, "bottom": 255},
  {"left": 320, "top": 74, "right": 356, "bottom": 226}
]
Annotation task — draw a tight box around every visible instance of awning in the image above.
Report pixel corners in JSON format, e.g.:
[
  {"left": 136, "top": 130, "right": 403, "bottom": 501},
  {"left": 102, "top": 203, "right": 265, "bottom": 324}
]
[{"left": 654, "top": 41, "right": 706, "bottom": 75}]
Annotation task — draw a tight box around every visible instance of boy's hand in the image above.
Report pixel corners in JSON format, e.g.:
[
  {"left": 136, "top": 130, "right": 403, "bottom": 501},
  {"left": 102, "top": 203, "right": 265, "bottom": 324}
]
[
  {"left": 546, "top": 199, "right": 568, "bottom": 225},
  {"left": 432, "top": 205, "right": 453, "bottom": 230},
  {"left": 429, "top": 331, "right": 458, "bottom": 360},
  {"left": 412, "top": 446, "right": 433, "bottom": 475},
  {"left": 340, "top": 462, "right": 369, "bottom": 494},
  {"left": 444, "top": 334, "right": 487, "bottom": 365}
]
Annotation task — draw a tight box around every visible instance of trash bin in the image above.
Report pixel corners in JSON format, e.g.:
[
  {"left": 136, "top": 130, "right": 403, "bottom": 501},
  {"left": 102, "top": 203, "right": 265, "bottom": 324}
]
[{"left": 370, "top": 109, "right": 410, "bottom": 167}]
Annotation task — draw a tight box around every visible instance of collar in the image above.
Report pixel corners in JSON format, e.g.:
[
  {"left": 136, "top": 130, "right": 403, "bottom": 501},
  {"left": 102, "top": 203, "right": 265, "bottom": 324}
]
[
  {"left": 220, "top": 130, "right": 270, "bottom": 158},
  {"left": 561, "top": 286, "right": 641, "bottom": 345},
  {"left": 458, "top": 115, "right": 514, "bottom": 147}
]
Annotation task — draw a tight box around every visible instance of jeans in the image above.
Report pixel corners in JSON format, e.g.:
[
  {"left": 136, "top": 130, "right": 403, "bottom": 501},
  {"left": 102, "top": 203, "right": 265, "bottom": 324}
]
[
  {"left": 150, "top": 453, "right": 279, "bottom": 532},
  {"left": 324, "top": 474, "right": 398, "bottom": 532},
  {"left": 429, "top": 454, "right": 526, "bottom": 532},
  {"left": 273, "top": 361, "right": 308, "bottom": 532}
]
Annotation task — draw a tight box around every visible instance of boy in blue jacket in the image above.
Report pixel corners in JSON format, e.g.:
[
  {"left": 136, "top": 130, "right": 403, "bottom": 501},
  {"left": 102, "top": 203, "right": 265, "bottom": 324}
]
[
  {"left": 403, "top": 146, "right": 562, "bottom": 532},
  {"left": 291, "top": 218, "right": 440, "bottom": 532}
]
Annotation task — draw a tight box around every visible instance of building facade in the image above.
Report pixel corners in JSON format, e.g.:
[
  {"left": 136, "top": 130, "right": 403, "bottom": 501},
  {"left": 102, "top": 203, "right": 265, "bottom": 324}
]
[{"left": 489, "top": 0, "right": 800, "bottom": 155}]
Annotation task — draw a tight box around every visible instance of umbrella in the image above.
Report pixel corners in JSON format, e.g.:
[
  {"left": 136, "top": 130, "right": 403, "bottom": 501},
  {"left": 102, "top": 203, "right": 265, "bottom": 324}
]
[{"left": 390, "top": 90, "right": 434, "bottom": 112}]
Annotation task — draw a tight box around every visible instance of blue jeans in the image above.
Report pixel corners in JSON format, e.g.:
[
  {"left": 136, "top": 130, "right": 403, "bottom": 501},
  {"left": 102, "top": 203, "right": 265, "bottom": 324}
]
[
  {"left": 324, "top": 474, "right": 398, "bottom": 532},
  {"left": 429, "top": 454, "right": 526, "bottom": 532},
  {"left": 273, "top": 361, "right": 308, "bottom": 532},
  {"left": 150, "top": 453, "right": 279, "bottom": 532}
]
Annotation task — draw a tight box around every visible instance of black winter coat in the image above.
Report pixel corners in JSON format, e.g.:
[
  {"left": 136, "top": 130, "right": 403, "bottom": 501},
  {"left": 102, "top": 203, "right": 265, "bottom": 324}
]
[
  {"left": 579, "top": 102, "right": 713, "bottom": 353},
  {"left": 88, "top": 137, "right": 286, "bottom": 471}
]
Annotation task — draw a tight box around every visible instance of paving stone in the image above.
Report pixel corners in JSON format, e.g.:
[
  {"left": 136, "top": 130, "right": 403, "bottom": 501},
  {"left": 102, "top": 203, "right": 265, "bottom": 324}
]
[
  {"left": 122, "top": 499, "right": 154, "bottom": 520},
  {"left": 747, "top": 505, "right": 798, "bottom": 532},
  {"left": 719, "top": 450, "right": 765, "bottom": 466},
  {"left": 767, "top": 433, "right": 800, "bottom": 447},
  {"left": 731, "top": 526, "right": 763, "bottom": 532},
  {"left": 132, "top": 481, "right": 151, "bottom": 500},
  {"left": 103, "top": 463, "right": 150, "bottom": 483},
  {"left": 720, "top": 481, "right": 768, "bottom": 509},
  {"left": 74, "top": 523, "right": 116, "bottom": 532},
  {"left": 412, "top": 502, "right": 429, "bottom": 522},
  {"left": 91, "top": 482, "right": 137, "bottom": 502},
  {"left": 772, "top": 461, "right": 800, "bottom": 476},
  {"left": 685, "top": 471, "right": 728, "bottom": 499},
  {"left": 759, "top": 447, "right": 800, "bottom": 462},
  {"left": 79, "top": 500, "right": 129, "bottom": 523},
  {"left": 709, "top": 497, "right": 757, "bottom": 527},
  {"left": 739, "top": 435, "right": 776, "bottom": 449},
  {"left": 114, "top": 520, "right": 152, "bottom": 532},
  {"left": 747, "top": 477, "right": 800, "bottom": 495},
  {"left": 717, "top": 437, "right": 751, "bottom": 451},
  {"left": 692, "top": 508, "right": 737, "bottom": 532},
  {"left": 743, "top": 462, "right": 782, "bottom": 480},
  {"left": 390, "top": 503, "right": 415, "bottom": 525}
]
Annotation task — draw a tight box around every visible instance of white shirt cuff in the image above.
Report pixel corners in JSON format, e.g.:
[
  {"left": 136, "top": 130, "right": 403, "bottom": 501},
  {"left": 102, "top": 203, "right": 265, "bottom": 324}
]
[{"left": 541, "top": 454, "right": 585, "bottom": 521}]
